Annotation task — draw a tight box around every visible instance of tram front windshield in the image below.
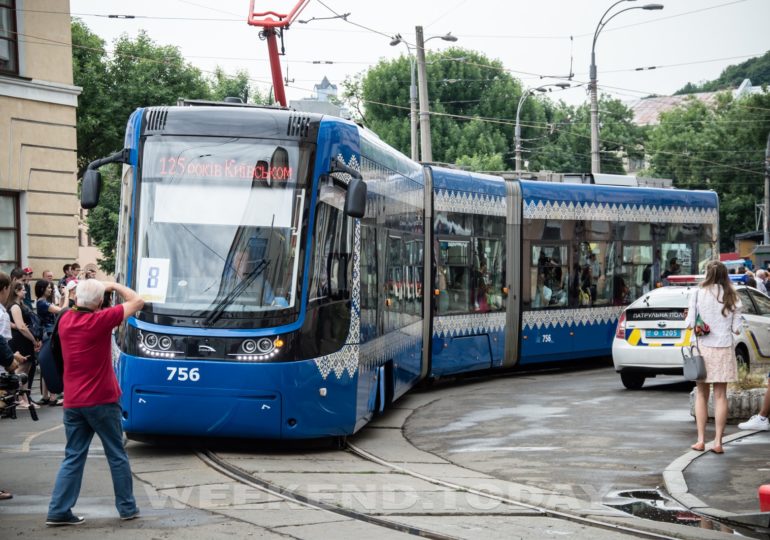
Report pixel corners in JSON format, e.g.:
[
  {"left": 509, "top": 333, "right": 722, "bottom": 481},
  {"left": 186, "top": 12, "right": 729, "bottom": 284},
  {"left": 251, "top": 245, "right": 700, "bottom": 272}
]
[{"left": 135, "top": 137, "right": 310, "bottom": 320}]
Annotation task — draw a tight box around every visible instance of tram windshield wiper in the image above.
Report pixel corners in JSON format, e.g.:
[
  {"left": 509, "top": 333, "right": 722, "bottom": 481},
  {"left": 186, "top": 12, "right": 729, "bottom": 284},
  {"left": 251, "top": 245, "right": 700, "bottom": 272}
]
[{"left": 202, "top": 259, "right": 270, "bottom": 327}]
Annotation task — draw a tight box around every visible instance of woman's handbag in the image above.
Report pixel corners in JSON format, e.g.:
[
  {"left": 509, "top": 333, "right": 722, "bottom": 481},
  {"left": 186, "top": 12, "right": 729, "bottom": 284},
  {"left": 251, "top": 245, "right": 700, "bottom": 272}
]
[
  {"left": 681, "top": 343, "right": 707, "bottom": 381},
  {"left": 693, "top": 290, "right": 710, "bottom": 336}
]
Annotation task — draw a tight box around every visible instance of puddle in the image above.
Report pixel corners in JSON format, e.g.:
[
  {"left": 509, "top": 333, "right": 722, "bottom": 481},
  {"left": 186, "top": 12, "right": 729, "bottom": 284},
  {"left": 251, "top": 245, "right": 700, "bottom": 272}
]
[{"left": 604, "top": 489, "right": 768, "bottom": 538}]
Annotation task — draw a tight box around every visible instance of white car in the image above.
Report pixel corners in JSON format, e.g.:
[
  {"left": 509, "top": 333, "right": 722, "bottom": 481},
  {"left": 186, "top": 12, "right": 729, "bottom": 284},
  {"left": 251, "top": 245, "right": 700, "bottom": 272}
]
[{"left": 612, "top": 280, "right": 770, "bottom": 390}]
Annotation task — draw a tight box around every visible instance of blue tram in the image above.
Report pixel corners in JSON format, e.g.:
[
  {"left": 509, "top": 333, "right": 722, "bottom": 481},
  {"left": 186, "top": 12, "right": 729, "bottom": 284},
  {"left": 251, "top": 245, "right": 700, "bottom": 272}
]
[{"left": 81, "top": 103, "right": 719, "bottom": 440}]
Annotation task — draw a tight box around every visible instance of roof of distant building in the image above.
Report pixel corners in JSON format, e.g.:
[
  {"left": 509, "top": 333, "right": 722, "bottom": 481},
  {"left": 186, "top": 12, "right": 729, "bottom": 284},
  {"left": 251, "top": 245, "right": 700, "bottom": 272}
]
[
  {"left": 628, "top": 79, "right": 767, "bottom": 126},
  {"left": 315, "top": 76, "right": 337, "bottom": 91}
]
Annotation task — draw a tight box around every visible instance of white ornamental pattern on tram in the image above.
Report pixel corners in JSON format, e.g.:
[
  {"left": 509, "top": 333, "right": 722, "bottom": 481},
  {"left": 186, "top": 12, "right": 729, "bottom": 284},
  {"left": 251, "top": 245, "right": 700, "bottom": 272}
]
[
  {"left": 523, "top": 200, "right": 718, "bottom": 225},
  {"left": 522, "top": 306, "right": 623, "bottom": 330},
  {"left": 315, "top": 155, "right": 362, "bottom": 380},
  {"left": 435, "top": 189, "right": 506, "bottom": 216},
  {"left": 433, "top": 312, "right": 507, "bottom": 338},
  {"left": 360, "top": 321, "right": 422, "bottom": 372}
]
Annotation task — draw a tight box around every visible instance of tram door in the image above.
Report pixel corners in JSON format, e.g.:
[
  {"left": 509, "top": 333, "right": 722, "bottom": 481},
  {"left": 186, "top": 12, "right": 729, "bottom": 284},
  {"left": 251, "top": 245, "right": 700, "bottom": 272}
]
[{"left": 502, "top": 179, "right": 522, "bottom": 367}]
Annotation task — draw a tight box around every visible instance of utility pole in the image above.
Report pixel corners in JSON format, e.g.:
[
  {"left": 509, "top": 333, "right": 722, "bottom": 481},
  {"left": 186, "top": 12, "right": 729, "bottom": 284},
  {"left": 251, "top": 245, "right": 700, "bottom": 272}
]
[
  {"left": 762, "top": 132, "right": 770, "bottom": 246},
  {"left": 408, "top": 57, "right": 419, "bottom": 161},
  {"left": 415, "top": 26, "right": 432, "bottom": 163}
]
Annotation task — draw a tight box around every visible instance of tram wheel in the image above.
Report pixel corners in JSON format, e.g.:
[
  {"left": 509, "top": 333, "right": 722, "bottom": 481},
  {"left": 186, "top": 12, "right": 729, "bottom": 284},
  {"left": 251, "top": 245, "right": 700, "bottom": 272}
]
[{"left": 620, "top": 372, "right": 646, "bottom": 390}]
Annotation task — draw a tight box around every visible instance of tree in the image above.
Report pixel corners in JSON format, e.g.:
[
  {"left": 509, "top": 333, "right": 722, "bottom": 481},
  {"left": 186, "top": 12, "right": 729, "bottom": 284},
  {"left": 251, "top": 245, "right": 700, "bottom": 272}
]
[
  {"left": 646, "top": 91, "right": 770, "bottom": 250},
  {"left": 209, "top": 66, "right": 267, "bottom": 103},
  {"left": 344, "top": 48, "right": 642, "bottom": 175},
  {"left": 676, "top": 50, "right": 770, "bottom": 94}
]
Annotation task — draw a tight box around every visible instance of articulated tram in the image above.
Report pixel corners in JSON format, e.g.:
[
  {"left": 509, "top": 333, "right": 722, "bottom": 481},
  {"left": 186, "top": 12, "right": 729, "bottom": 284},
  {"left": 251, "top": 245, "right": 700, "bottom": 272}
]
[{"left": 82, "top": 102, "right": 719, "bottom": 440}]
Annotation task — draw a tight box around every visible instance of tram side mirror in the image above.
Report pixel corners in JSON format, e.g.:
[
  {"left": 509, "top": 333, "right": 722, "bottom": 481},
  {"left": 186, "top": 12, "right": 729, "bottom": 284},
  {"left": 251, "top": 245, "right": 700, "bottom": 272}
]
[
  {"left": 81, "top": 148, "right": 129, "bottom": 209},
  {"left": 81, "top": 169, "right": 102, "bottom": 209},
  {"left": 344, "top": 177, "right": 367, "bottom": 218}
]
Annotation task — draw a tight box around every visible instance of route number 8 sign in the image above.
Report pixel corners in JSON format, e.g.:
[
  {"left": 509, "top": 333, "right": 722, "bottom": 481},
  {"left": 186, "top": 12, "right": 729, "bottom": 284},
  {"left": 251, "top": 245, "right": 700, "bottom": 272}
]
[{"left": 137, "top": 258, "right": 170, "bottom": 303}]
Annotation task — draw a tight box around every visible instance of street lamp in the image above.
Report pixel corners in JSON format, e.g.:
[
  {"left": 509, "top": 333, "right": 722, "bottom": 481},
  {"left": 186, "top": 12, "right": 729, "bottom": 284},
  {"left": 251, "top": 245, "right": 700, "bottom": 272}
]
[
  {"left": 589, "top": 0, "right": 663, "bottom": 174},
  {"left": 392, "top": 29, "right": 457, "bottom": 162},
  {"left": 515, "top": 83, "right": 570, "bottom": 174}
]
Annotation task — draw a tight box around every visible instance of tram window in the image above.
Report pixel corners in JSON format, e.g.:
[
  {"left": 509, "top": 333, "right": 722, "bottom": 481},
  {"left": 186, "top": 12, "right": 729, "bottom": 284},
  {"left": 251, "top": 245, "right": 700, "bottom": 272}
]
[
  {"left": 661, "top": 243, "right": 692, "bottom": 276},
  {"left": 576, "top": 242, "right": 609, "bottom": 306},
  {"left": 618, "top": 222, "right": 652, "bottom": 241},
  {"left": 697, "top": 241, "right": 714, "bottom": 273},
  {"left": 622, "top": 245, "right": 653, "bottom": 299},
  {"left": 436, "top": 212, "right": 471, "bottom": 236},
  {"left": 528, "top": 245, "right": 568, "bottom": 309},
  {"left": 437, "top": 239, "right": 470, "bottom": 314},
  {"left": 471, "top": 238, "right": 504, "bottom": 312},
  {"left": 473, "top": 215, "right": 505, "bottom": 238},
  {"left": 308, "top": 202, "right": 352, "bottom": 303}
]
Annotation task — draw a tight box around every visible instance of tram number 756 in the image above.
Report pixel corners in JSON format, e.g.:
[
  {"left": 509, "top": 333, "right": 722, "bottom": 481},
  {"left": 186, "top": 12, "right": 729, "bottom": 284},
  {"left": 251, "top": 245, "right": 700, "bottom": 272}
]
[{"left": 166, "top": 367, "right": 201, "bottom": 382}]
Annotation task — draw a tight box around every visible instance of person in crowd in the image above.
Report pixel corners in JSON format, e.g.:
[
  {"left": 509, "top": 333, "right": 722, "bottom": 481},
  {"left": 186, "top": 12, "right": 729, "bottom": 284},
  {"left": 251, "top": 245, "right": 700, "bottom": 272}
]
[
  {"left": 684, "top": 260, "right": 742, "bottom": 454},
  {"left": 661, "top": 257, "right": 681, "bottom": 282},
  {"left": 83, "top": 265, "right": 97, "bottom": 280},
  {"left": 58, "top": 264, "right": 71, "bottom": 290},
  {"left": 46, "top": 279, "right": 144, "bottom": 526},
  {"left": 754, "top": 269, "right": 768, "bottom": 294},
  {"left": 66, "top": 263, "right": 80, "bottom": 285},
  {"left": 35, "top": 279, "right": 63, "bottom": 406},
  {"left": 0, "top": 332, "right": 24, "bottom": 501},
  {"left": 21, "top": 267, "right": 35, "bottom": 310},
  {"left": 746, "top": 276, "right": 758, "bottom": 288},
  {"left": 0, "top": 272, "right": 26, "bottom": 374},
  {"left": 738, "top": 374, "right": 770, "bottom": 431},
  {"left": 612, "top": 275, "right": 629, "bottom": 306},
  {"left": 5, "top": 281, "right": 40, "bottom": 408},
  {"left": 42, "top": 270, "right": 61, "bottom": 306},
  {"left": 62, "top": 280, "right": 78, "bottom": 309},
  {"left": 532, "top": 272, "right": 552, "bottom": 308}
]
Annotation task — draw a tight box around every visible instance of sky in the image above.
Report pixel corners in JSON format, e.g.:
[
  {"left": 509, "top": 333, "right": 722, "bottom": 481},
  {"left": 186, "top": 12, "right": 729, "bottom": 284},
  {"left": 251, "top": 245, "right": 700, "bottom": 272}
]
[{"left": 66, "top": 0, "right": 770, "bottom": 108}]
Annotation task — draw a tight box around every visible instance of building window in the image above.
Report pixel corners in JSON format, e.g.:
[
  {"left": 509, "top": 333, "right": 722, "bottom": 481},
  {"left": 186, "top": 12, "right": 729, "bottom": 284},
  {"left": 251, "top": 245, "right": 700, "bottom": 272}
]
[
  {"left": 0, "top": 0, "right": 18, "bottom": 75},
  {"left": 0, "top": 192, "right": 20, "bottom": 273}
]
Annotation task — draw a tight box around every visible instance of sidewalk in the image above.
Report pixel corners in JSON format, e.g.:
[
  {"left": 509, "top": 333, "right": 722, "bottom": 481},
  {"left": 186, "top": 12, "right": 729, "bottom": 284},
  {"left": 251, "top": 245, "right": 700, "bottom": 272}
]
[{"left": 664, "top": 430, "right": 770, "bottom": 533}]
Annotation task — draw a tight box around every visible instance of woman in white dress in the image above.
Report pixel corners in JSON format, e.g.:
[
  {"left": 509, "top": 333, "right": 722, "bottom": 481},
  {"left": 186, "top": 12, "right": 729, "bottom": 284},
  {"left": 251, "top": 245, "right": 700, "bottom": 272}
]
[{"left": 684, "top": 261, "right": 741, "bottom": 454}]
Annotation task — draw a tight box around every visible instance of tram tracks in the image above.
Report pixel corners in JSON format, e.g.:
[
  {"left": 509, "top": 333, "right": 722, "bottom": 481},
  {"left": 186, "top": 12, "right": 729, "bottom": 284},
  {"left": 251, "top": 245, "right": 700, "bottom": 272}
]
[{"left": 198, "top": 441, "right": 685, "bottom": 540}]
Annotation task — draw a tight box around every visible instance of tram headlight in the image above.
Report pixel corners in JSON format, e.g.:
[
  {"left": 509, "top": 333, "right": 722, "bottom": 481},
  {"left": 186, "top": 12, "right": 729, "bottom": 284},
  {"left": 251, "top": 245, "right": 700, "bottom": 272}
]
[
  {"left": 233, "top": 336, "right": 283, "bottom": 361},
  {"left": 136, "top": 330, "right": 181, "bottom": 359}
]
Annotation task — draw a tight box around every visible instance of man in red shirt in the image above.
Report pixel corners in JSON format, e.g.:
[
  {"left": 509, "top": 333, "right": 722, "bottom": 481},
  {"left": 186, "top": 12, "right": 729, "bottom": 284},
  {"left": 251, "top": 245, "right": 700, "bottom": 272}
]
[{"left": 46, "top": 279, "right": 144, "bottom": 526}]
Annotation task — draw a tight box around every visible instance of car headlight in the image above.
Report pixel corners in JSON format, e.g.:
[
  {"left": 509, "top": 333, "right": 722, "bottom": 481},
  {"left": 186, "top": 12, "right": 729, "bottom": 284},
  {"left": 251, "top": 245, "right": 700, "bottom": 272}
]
[
  {"left": 138, "top": 331, "right": 181, "bottom": 358},
  {"left": 233, "top": 336, "right": 283, "bottom": 361}
]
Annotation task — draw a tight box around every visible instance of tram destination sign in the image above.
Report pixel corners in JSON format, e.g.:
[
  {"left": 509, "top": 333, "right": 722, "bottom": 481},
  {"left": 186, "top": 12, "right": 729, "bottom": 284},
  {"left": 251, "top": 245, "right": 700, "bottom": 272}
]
[{"left": 152, "top": 156, "right": 293, "bottom": 182}]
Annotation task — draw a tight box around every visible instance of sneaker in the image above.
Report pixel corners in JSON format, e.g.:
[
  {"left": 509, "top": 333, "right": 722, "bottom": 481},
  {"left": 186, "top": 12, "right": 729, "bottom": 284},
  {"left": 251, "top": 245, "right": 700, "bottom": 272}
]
[
  {"left": 46, "top": 515, "right": 85, "bottom": 526},
  {"left": 120, "top": 509, "right": 140, "bottom": 521},
  {"left": 738, "top": 415, "right": 770, "bottom": 431}
]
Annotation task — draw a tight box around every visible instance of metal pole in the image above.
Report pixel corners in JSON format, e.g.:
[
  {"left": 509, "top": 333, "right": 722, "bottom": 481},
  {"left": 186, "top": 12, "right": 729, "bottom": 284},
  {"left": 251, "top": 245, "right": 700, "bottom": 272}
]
[
  {"left": 589, "top": 49, "right": 601, "bottom": 174},
  {"left": 415, "top": 26, "right": 432, "bottom": 163},
  {"left": 515, "top": 90, "right": 529, "bottom": 174},
  {"left": 409, "top": 56, "right": 419, "bottom": 161},
  {"left": 763, "top": 133, "right": 770, "bottom": 246}
]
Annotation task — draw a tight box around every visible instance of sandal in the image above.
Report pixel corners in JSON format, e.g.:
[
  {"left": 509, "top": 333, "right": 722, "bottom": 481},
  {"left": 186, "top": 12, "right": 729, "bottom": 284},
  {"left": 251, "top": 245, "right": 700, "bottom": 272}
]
[
  {"left": 51, "top": 398, "right": 64, "bottom": 406},
  {"left": 0, "top": 490, "right": 12, "bottom": 500},
  {"left": 35, "top": 397, "right": 51, "bottom": 406}
]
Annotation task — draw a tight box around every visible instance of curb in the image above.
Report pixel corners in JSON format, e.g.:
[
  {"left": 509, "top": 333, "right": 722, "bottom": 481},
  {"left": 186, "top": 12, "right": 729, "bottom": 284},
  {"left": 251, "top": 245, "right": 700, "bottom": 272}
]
[{"left": 663, "top": 430, "right": 762, "bottom": 519}]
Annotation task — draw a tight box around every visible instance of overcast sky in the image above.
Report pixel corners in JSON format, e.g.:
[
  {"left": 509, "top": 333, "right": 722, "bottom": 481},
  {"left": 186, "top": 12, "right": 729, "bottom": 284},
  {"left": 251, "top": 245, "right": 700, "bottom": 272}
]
[{"left": 67, "top": 0, "right": 770, "bottom": 107}]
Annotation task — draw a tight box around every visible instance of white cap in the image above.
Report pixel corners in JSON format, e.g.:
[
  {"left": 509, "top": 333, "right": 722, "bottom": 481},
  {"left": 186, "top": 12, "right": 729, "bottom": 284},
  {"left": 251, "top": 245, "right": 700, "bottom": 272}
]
[{"left": 65, "top": 280, "right": 78, "bottom": 292}]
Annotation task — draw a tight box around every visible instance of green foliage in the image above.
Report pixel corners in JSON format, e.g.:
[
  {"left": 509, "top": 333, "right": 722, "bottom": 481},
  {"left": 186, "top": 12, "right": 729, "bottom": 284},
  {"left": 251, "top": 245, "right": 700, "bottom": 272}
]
[
  {"left": 209, "top": 66, "right": 266, "bottom": 104},
  {"left": 646, "top": 91, "right": 770, "bottom": 250},
  {"left": 455, "top": 153, "right": 506, "bottom": 172},
  {"left": 676, "top": 51, "right": 770, "bottom": 94},
  {"left": 344, "top": 48, "right": 642, "bottom": 175}
]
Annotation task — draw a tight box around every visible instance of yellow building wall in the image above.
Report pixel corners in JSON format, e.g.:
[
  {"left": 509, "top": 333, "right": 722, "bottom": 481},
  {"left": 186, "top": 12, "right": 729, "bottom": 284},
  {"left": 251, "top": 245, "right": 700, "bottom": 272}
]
[
  {"left": 21, "top": 0, "right": 74, "bottom": 85},
  {"left": 0, "top": 0, "right": 80, "bottom": 279}
]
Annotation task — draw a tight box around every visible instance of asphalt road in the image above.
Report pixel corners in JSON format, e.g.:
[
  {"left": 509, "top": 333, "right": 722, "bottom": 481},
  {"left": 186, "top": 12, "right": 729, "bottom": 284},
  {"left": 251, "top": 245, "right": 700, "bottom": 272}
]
[{"left": 405, "top": 360, "right": 737, "bottom": 505}]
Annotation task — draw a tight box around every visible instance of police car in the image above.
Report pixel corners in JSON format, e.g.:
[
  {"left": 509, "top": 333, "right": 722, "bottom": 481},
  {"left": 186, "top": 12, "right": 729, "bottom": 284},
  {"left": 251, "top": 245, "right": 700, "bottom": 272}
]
[{"left": 612, "top": 275, "right": 770, "bottom": 389}]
